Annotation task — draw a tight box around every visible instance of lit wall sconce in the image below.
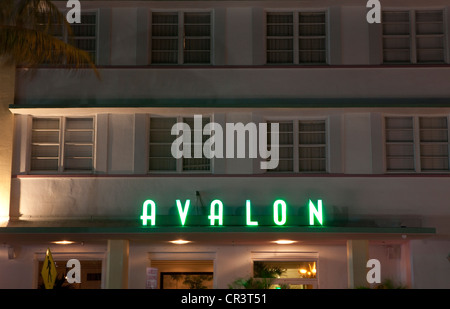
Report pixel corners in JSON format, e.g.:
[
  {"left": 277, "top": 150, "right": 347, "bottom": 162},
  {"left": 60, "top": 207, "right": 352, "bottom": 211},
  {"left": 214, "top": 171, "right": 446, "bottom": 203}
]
[{"left": 170, "top": 239, "right": 191, "bottom": 245}]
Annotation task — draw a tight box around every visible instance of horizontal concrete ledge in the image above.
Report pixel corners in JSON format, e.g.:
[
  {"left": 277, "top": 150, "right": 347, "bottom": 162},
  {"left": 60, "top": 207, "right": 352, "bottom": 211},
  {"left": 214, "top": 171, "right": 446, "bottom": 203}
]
[
  {"left": 0, "top": 225, "right": 436, "bottom": 235},
  {"left": 12, "top": 173, "right": 450, "bottom": 178},
  {"left": 15, "top": 64, "right": 450, "bottom": 69},
  {"left": 10, "top": 97, "right": 450, "bottom": 109}
]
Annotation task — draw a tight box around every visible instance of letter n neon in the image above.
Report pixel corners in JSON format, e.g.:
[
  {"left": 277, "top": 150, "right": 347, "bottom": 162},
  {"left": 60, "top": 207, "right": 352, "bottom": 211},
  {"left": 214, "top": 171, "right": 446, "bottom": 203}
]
[{"left": 309, "top": 200, "right": 323, "bottom": 226}]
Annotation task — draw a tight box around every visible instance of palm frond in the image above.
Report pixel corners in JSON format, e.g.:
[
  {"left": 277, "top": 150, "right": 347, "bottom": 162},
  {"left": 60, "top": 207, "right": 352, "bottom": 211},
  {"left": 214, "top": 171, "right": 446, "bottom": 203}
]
[
  {"left": 0, "top": 25, "right": 99, "bottom": 77},
  {"left": 0, "top": 1, "right": 15, "bottom": 25},
  {"left": 14, "top": 0, "right": 73, "bottom": 36},
  {"left": 0, "top": 0, "right": 99, "bottom": 78}
]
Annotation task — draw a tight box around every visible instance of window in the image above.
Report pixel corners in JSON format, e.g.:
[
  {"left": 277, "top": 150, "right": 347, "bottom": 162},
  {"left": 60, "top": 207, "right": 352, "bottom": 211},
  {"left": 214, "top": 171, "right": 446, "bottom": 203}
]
[
  {"left": 385, "top": 116, "right": 449, "bottom": 172},
  {"left": 149, "top": 117, "right": 177, "bottom": 171},
  {"left": 268, "top": 120, "right": 327, "bottom": 173},
  {"left": 384, "top": 117, "right": 415, "bottom": 171},
  {"left": 160, "top": 272, "right": 213, "bottom": 289},
  {"left": 252, "top": 261, "right": 318, "bottom": 289},
  {"left": 151, "top": 11, "right": 212, "bottom": 64},
  {"left": 149, "top": 260, "right": 214, "bottom": 289},
  {"left": 299, "top": 120, "right": 327, "bottom": 172},
  {"left": 382, "top": 10, "right": 445, "bottom": 64},
  {"left": 182, "top": 117, "right": 211, "bottom": 171},
  {"left": 266, "top": 11, "right": 327, "bottom": 64},
  {"left": 37, "top": 12, "right": 97, "bottom": 64},
  {"left": 149, "top": 116, "right": 211, "bottom": 172},
  {"left": 70, "top": 13, "right": 98, "bottom": 63},
  {"left": 31, "top": 117, "right": 95, "bottom": 172}
]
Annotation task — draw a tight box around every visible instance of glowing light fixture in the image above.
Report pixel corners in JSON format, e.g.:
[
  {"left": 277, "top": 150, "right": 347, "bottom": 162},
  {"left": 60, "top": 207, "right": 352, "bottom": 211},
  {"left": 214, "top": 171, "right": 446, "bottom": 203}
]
[
  {"left": 52, "top": 240, "right": 75, "bottom": 245},
  {"left": 170, "top": 239, "right": 191, "bottom": 245},
  {"left": 298, "top": 262, "right": 317, "bottom": 278},
  {"left": 273, "top": 239, "right": 296, "bottom": 245}
]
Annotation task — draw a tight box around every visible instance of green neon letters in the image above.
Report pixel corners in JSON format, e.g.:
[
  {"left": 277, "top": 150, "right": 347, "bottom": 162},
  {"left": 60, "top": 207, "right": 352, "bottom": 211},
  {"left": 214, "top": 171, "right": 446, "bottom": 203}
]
[
  {"left": 140, "top": 199, "right": 324, "bottom": 227},
  {"left": 246, "top": 200, "right": 258, "bottom": 226},
  {"left": 273, "top": 200, "right": 287, "bottom": 226},
  {"left": 309, "top": 199, "right": 323, "bottom": 226},
  {"left": 176, "top": 199, "right": 190, "bottom": 226},
  {"left": 141, "top": 200, "right": 156, "bottom": 226},
  {"left": 208, "top": 200, "right": 224, "bottom": 226}
]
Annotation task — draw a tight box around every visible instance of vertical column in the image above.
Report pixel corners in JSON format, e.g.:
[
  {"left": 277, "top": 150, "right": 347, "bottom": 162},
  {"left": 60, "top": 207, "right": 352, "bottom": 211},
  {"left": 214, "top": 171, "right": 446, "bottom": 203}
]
[
  {"left": 105, "top": 240, "right": 129, "bottom": 289},
  {"left": 111, "top": 8, "right": 137, "bottom": 65},
  {"left": 136, "top": 8, "right": 149, "bottom": 66},
  {"left": 95, "top": 114, "right": 109, "bottom": 174},
  {"left": 225, "top": 8, "right": 253, "bottom": 65},
  {"left": 0, "top": 64, "right": 15, "bottom": 224},
  {"left": 370, "top": 112, "right": 384, "bottom": 174},
  {"left": 344, "top": 113, "right": 373, "bottom": 174},
  {"left": 328, "top": 114, "right": 344, "bottom": 174},
  {"left": 97, "top": 8, "right": 112, "bottom": 66},
  {"left": 328, "top": 6, "right": 342, "bottom": 65},
  {"left": 133, "top": 114, "right": 148, "bottom": 174},
  {"left": 213, "top": 8, "right": 226, "bottom": 65},
  {"left": 347, "top": 239, "right": 369, "bottom": 289},
  {"left": 251, "top": 7, "right": 265, "bottom": 65}
]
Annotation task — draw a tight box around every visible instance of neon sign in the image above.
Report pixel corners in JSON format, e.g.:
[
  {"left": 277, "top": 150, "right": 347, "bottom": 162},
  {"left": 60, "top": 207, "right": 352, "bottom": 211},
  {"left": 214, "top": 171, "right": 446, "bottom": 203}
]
[{"left": 140, "top": 199, "right": 324, "bottom": 227}]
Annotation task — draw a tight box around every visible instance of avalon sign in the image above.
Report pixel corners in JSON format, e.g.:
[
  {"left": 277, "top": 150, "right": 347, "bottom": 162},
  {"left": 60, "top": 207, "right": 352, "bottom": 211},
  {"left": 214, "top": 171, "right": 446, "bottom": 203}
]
[{"left": 140, "top": 199, "right": 324, "bottom": 227}]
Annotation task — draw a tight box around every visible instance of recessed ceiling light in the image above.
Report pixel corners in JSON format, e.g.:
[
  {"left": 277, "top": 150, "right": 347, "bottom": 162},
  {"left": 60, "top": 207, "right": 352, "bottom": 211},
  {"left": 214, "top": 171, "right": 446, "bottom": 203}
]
[
  {"left": 52, "top": 240, "right": 75, "bottom": 245},
  {"left": 170, "top": 239, "right": 191, "bottom": 245},
  {"left": 273, "top": 239, "right": 296, "bottom": 245}
]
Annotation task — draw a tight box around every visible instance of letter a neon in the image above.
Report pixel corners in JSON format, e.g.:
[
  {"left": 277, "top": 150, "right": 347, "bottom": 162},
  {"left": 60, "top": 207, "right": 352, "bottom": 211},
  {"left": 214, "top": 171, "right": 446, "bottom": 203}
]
[
  {"left": 176, "top": 199, "right": 190, "bottom": 226},
  {"left": 208, "top": 200, "right": 223, "bottom": 226},
  {"left": 141, "top": 200, "right": 156, "bottom": 226}
]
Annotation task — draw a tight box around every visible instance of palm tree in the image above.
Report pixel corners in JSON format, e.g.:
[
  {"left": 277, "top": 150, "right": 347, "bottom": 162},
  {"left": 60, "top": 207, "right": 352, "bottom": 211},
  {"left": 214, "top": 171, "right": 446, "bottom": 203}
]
[
  {"left": 0, "top": 0, "right": 98, "bottom": 71},
  {"left": 0, "top": 0, "right": 98, "bottom": 223}
]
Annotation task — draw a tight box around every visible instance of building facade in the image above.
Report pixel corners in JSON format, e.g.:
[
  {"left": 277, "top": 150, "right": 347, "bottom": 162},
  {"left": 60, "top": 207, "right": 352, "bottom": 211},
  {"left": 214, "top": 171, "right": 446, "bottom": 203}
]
[{"left": 1, "top": 0, "right": 450, "bottom": 289}]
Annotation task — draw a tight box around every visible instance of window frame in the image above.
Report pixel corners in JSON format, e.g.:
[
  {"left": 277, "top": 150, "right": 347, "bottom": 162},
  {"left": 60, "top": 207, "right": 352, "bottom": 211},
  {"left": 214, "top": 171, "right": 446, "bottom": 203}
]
[
  {"left": 251, "top": 252, "right": 319, "bottom": 289},
  {"left": 381, "top": 8, "right": 447, "bottom": 64},
  {"left": 265, "top": 117, "right": 329, "bottom": 173},
  {"left": 29, "top": 116, "right": 96, "bottom": 174},
  {"left": 147, "top": 115, "right": 213, "bottom": 173},
  {"left": 149, "top": 9, "right": 214, "bottom": 65},
  {"left": 383, "top": 115, "right": 450, "bottom": 173},
  {"left": 264, "top": 9, "right": 329, "bottom": 65}
]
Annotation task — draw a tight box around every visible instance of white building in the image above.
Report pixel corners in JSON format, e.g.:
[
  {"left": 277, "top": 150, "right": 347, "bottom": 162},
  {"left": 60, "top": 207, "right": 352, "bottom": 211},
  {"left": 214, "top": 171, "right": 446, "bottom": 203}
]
[{"left": 0, "top": 0, "right": 449, "bottom": 289}]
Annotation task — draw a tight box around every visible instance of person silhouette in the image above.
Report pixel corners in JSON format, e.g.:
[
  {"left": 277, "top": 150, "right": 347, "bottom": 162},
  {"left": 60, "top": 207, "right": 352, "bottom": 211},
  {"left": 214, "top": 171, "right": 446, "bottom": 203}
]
[{"left": 47, "top": 258, "right": 53, "bottom": 284}]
